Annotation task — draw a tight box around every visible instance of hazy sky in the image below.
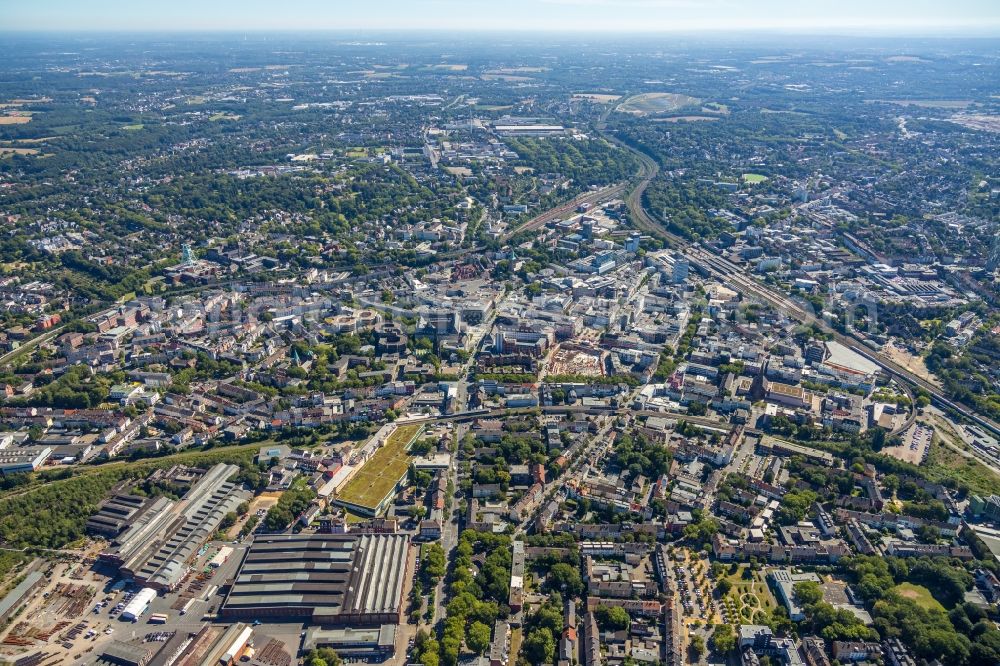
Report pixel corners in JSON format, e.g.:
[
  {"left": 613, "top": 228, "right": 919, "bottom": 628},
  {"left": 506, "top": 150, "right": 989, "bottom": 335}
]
[{"left": 3, "top": 0, "right": 999, "bottom": 34}]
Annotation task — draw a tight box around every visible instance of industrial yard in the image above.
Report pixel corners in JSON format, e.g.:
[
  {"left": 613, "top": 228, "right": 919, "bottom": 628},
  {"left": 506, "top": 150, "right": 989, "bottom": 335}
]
[{"left": 0, "top": 458, "right": 419, "bottom": 666}]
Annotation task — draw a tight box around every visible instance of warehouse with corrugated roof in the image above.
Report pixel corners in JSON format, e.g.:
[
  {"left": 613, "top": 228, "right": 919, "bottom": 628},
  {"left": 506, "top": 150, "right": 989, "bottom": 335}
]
[
  {"left": 98, "top": 463, "right": 251, "bottom": 591},
  {"left": 220, "top": 533, "right": 409, "bottom": 625}
]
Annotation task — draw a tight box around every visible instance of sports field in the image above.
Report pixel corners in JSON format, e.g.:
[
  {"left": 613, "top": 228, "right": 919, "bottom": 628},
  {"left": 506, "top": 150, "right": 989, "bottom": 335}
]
[
  {"left": 337, "top": 423, "right": 422, "bottom": 511},
  {"left": 616, "top": 92, "right": 701, "bottom": 116}
]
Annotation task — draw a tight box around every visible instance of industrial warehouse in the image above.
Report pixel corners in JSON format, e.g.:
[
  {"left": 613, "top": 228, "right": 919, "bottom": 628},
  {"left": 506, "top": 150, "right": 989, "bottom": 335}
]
[
  {"left": 220, "top": 533, "right": 410, "bottom": 626},
  {"left": 95, "top": 463, "right": 252, "bottom": 591},
  {"left": 101, "top": 622, "right": 255, "bottom": 666}
]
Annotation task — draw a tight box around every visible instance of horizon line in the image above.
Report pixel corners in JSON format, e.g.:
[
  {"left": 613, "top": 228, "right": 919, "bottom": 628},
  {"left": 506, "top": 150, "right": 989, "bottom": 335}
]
[{"left": 2, "top": 26, "right": 1000, "bottom": 38}]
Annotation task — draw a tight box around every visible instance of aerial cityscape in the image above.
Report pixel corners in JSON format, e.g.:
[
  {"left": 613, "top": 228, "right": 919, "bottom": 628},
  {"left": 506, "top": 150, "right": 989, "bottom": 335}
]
[{"left": 0, "top": 3, "right": 999, "bottom": 666}]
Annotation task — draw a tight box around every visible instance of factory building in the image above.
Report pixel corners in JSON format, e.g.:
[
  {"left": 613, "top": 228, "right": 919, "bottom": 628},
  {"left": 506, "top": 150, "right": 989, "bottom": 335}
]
[
  {"left": 98, "top": 463, "right": 251, "bottom": 591},
  {"left": 0, "top": 446, "right": 52, "bottom": 475},
  {"left": 169, "top": 623, "right": 254, "bottom": 666},
  {"left": 101, "top": 641, "right": 155, "bottom": 666},
  {"left": 87, "top": 493, "right": 166, "bottom": 539},
  {"left": 220, "top": 533, "right": 409, "bottom": 625},
  {"left": 0, "top": 571, "right": 44, "bottom": 625}
]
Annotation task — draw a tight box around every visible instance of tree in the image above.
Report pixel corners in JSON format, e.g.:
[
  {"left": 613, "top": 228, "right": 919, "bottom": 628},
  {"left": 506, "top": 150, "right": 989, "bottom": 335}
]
[
  {"left": 467, "top": 621, "right": 491, "bottom": 655},
  {"left": 794, "top": 581, "right": 824, "bottom": 606},
  {"left": 917, "top": 524, "right": 940, "bottom": 544},
  {"left": 687, "top": 401, "right": 708, "bottom": 416},
  {"left": 690, "top": 634, "right": 706, "bottom": 658},
  {"left": 711, "top": 624, "right": 737, "bottom": 654},
  {"left": 547, "top": 562, "right": 584, "bottom": 597},
  {"left": 717, "top": 578, "right": 733, "bottom": 596},
  {"left": 532, "top": 603, "right": 564, "bottom": 635},
  {"left": 523, "top": 628, "right": 556, "bottom": 665},
  {"left": 218, "top": 512, "right": 238, "bottom": 531},
  {"left": 777, "top": 489, "right": 818, "bottom": 525},
  {"left": 683, "top": 516, "right": 720, "bottom": 546},
  {"left": 303, "top": 647, "right": 342, "bottom": 666},
  {"left": 594, "top": 605, "right": 630, "bottom": 631},
  {"left": 421, "top": 543, "right": 446, "bottom": 583}
]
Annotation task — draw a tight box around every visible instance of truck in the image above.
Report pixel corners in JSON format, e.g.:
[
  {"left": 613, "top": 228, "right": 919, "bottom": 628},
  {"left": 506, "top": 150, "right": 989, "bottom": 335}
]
[
  {"left": 180, "top": 598, "right": 195, "bottom": 616},
  {"left": 148, "top": 613, "right": 168, "bottom": 624}
]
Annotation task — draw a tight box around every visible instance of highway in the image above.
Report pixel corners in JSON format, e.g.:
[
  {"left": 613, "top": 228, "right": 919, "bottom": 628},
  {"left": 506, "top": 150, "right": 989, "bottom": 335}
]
[{"left": 604, "top": 130, "right": 1000, "bottom": 440}]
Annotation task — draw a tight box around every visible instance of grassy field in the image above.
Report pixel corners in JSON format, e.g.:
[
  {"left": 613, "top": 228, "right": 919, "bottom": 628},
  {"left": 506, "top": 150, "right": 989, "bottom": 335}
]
[
  {"left": 721, "top": 565, "right": 777, "bottom": 625},
  {"left": 702, "top": 102, "right": 730, "bottom": 114},
  {"left": 338, "top": 423, "right": 423, "bottom": 510},
  {"left": 652, "top": 116, "right": 719, "bottom": 123},
  {"left": 0, "top": 115, "right": 32, "bottom": 125},
  {"left": 743, "top": 173, "right": 768, "bottom": 184},
  {"left": 0, "top": 147, "right": 39, "bottom": 156},
  {"left": 893, "top": 583, "right": 945, "bottom": 612},
  {"left": 572, "top": 93, "right": 621, "bottom": 104},
  {"left": 924, "top": 441, "right": 1000, "bottom": 496}
]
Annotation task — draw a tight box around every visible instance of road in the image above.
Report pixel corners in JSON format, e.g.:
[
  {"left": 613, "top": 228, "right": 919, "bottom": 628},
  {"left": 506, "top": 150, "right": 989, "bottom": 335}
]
[
  {"left": 513, "top": 414, "right": 615, "bottom": 535},
  {"left": 0, "top": 301, "right": 126, "bottom": 369},
  {"left": 400, "top": 404, "right": 741, "bottom": 435},
  {"left": 603, "top": 129, "right": 1000, "bottom": 441}
]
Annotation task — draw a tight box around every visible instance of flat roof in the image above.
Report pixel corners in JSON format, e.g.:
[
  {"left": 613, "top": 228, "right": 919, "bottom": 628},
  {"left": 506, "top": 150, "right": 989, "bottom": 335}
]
[
  {"left": 304, "top": 624, "right": 396, "bottom": 650},
  {"left": 762, "top": 437, "right": 835, "bottom": 464},
  {"left": 825, "top": 341, "right": 879, "bottom": 375},
  {"left": 102, "top": 640, "right": 153, "bottom": 664},
  {"left": 768, "top": 381, "right": 803, "bottom": 397},
  {"left": 495, "top": 125, "right": 564, "bottom": 131},
  {"left": 337, "top": 424, "right": 421, "bottom": 510}
]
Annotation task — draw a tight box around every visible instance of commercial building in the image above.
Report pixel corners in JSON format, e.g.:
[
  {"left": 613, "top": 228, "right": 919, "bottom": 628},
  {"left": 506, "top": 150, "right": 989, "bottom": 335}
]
[
  {"left": 120, "top": 587, "right": 157, "bottom": 621},
  {"left": 769, "top": 569, "right": 821, "bottom": 621},
  {"left": 0, "top": 446, "right": 51, "bottom": 474},
  {"left": 220, "top": 533, "right": 409, "bottom": 625},
  {"left": 302, "top": 625, "right": 396, "bottom": 660},
  {"left": 759, "top": 437, "right": 835, "bottom": 467}
]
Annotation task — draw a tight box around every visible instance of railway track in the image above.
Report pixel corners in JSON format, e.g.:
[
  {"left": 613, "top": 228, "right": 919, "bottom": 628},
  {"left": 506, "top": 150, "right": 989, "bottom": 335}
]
[
  {"left": 501, "top": 181, "right": 629, "bottom": 242},
  {"left": 605, "top": 130, "right": 1000, "bottom": 440}
]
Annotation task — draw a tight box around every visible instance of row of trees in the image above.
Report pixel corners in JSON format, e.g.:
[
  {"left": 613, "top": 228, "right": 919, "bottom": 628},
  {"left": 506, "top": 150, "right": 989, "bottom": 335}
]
[
  {"left": 841, "top": 555, "right": 1000, "bottom": 665},
  {"left": 262, "top": 482, "right": 316, "bottom": 531},
  {"left": 413, "top": 530, "right": 511, "bottom": 666}
]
